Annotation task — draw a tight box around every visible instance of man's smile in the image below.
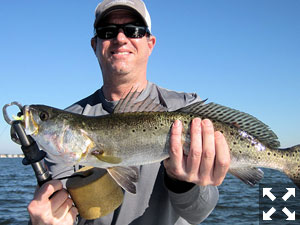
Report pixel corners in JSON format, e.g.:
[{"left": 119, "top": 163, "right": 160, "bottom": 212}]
[
  {"left": 112, "top": 51, "right": 131, "bottom": 55},
  {"left": 110, "top": 49, "right": 133, "bottom": 59}
]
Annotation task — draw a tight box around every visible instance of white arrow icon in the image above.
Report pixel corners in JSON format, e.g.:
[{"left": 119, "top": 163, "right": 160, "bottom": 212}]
[
  {"left": 263, "top": 207, "right": 276, "bottom": 220},
  {"left": 282, "top": 188, "right": 295, "bottom": 201},
  {"left": 282, "top": 207, "right": 296, "bottom": 220},
  {"left": 263, "top": 188, "right": 276, "bottom": 201}
]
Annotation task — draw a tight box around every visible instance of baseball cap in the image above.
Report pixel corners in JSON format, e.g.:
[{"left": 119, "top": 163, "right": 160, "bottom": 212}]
[{"left": 94, "top": 0, "right": 152, "bottom": 32}]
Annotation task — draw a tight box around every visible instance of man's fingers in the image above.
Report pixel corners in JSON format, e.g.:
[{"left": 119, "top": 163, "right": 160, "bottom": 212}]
[
  {"left": 164, "top": 120, "right": 184, "bottom": 178},
  {"left": 64, "top": 206, "right": 79, "bottom": 224},
  {"left": 53, "top": 197, "right": 75, "bottom": 219},
  {"left": 50, "top": 189, "right": 70, "bottom": 213},
  {"left": 186, "top": 118, "right": 202, "bottom": 180},
  {"left": 36, "top": 180, "right": 63, "bottom": 202},
  {"left": 199, "top": 119, "right": 215, "bottom": 184},
  {"left": 213, "top": 131, "right": 231, "bottom": 185}
]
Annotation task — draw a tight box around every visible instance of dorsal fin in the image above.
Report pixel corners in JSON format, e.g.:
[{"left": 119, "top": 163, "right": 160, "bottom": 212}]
[
  {"left": 177, "top": 101, "right": 280, "bottom": 149},
  {"left": 113, "top": 89, "right": 166, "bottom": 113}
]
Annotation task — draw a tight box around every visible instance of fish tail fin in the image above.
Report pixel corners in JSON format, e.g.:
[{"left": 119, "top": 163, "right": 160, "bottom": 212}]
[{"left": 282, "top": 144, "right": 300, "bottom": 189}]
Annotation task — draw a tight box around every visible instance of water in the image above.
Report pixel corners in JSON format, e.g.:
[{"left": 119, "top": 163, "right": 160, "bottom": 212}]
[
  {"left": 0, "top": 158, "right": 36, "bottom": 225},
  {"left": 0, "top": 158, "right": 298, "bottom": 225}
]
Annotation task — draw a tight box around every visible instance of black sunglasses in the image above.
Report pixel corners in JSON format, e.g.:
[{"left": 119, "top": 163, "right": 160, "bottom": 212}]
[{"left": 95, "top": 23, "right": 150, "bottom": 40}]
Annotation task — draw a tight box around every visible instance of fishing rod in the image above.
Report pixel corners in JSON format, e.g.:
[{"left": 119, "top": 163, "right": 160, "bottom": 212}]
[{"left": 3, "top": 102, "right": 52, "bottom": 187}]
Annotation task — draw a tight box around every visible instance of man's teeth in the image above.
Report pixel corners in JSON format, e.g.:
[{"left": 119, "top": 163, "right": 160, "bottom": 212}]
[{"left": 114, "top": 52, "right": 130, "bottom": 55}]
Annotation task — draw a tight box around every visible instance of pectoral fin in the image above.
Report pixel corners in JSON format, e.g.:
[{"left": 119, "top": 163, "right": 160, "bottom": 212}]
[
  {"left": 229, "top": 167, "right": 264, "bottom": 186},
  {"left": 107, "top": 166, "right": 139, "bottom": 194},
  {"left": 91, "top": 150, "right": 122, "bottom": 164}
]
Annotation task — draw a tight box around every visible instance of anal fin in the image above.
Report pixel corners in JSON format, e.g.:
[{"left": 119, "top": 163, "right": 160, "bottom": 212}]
[
  {"left": 107, "top": 166, "right": 139, "bottom": 194},
  {"left": 229, "top": 167, "right": 264, "bottom": 186}
]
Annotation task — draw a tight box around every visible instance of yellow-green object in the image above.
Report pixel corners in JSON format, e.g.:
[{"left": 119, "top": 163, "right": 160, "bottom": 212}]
[
  {"left": 12, "top": 115, "right": 24, "bottom": 121},
  {"left": 66, "top": 167, "right": 124, "bottom": 220}
]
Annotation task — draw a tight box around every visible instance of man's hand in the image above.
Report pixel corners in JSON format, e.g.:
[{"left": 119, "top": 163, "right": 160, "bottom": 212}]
[
  {"left": 164, "top": 118, "right": 230, "bottom": 186},
  {"left": 28, "top": 180, "right": 78, "bottom": 225}
]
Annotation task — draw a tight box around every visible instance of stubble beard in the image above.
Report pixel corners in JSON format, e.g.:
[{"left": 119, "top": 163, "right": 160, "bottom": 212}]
[{"left": 110, "top": 61, "right": 132, "bottom": 76}]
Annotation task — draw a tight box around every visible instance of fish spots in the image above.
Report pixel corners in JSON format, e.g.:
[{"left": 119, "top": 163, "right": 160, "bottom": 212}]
[
  {"left": 256, "top": 143, "right": 266, "bottom": 151},
  {"left": 238, "top": 130, "right": 266, "bottom": 152},
  {"left": 132, "top": 128, "right": 147, "bottom": 133}
]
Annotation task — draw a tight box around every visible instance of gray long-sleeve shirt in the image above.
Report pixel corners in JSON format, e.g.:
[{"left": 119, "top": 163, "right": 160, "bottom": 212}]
[{"left": 45, "top": 82, "right": 219, "bottom": 225}]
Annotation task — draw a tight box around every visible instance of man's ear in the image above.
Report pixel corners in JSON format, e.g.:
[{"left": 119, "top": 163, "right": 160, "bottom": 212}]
[
  {"left": 147, "top": 35, "right": 156, "bottom": 56},
  {"left": 91, "top": 36, "right": 97, "bottom": 53}
]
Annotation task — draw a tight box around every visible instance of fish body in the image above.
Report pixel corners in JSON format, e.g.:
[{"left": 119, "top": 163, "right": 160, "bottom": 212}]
[{"left": 21, "top": 91, "right": 300, "bottom": 193}]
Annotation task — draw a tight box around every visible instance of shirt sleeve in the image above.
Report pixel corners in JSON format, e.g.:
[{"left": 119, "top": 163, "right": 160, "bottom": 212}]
[
  {"left": 163, "top": 166, "right": 219, "bottom": 224},
  {"left": 44, "top": 152, "right": 75, "bottom": 188},
  {"left": 168, "top": 184, "right": 219, "bottom": 224}
]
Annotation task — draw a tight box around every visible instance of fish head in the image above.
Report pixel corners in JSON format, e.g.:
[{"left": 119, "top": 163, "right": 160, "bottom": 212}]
[
  {"left": 23, "top": 104, "right": 61, "bottom": 136},
  {"left": 23, "top": 105, "right": 86, "bottom": 163}
]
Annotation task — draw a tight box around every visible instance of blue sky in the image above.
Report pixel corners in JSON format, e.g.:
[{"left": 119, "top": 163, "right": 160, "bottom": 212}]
[{"left": 0, "top": 0, "right": 299, "bottom": 154}]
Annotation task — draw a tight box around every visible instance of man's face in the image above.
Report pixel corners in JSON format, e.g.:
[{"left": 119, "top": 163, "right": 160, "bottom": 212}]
[{"left": 92, "top": 10, "right": 155, "bottom": 77}]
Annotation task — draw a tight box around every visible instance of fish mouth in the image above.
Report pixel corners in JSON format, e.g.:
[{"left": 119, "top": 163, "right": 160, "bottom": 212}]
[{"left": 24, "top": 105, "right": 39, "bottom": 135}]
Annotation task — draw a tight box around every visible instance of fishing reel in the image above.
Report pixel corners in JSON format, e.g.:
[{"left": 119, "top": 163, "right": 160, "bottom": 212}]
[{"left": 3, "top": 102, "right": 52, "bottom": 186}]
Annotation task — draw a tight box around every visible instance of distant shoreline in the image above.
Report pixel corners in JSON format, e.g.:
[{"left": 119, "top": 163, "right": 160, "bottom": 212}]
[{"left": 0, "top": 154, "right": 24, "bottom": 158}]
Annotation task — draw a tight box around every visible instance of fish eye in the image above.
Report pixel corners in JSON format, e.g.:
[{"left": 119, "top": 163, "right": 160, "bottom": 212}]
[{"left": 39, "top": 111, "right": 49, "bottom": 121}]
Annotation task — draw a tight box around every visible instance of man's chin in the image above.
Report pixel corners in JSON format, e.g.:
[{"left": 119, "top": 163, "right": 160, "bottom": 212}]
[{"left": 111, "top": 65, "right": 131, "bottom": 75}]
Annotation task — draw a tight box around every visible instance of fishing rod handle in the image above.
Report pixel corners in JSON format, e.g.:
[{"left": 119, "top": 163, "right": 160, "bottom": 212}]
[
  {"left": 12, "top": 121, "right": 52, "bottom": 186},
  {"left": 31, "top": 162, "right": 52, "bottom": 187}
]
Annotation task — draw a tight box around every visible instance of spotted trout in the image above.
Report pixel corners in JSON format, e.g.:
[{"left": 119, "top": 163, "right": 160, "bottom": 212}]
[{"left": 17, "top": 91, "right": 300, "bottom": 194}]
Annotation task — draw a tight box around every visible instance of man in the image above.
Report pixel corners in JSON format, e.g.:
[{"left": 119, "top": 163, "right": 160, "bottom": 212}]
[{"left": 27, "top": 0, "right": 231, "bottom": 224}]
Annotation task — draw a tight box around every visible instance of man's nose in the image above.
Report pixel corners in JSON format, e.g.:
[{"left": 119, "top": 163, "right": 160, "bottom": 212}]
[{"left": 115, "top": 29, "right": 128, "bottom": 43}]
